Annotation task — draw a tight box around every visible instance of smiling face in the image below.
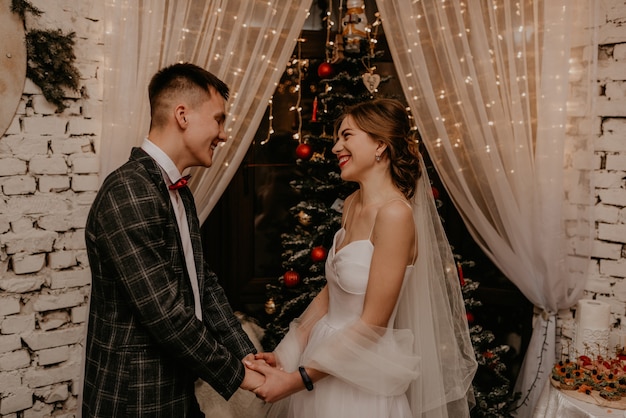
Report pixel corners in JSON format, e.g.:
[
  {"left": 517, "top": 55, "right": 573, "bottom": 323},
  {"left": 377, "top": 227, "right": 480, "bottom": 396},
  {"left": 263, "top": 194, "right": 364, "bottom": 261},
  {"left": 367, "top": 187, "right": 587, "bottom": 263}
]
[
  {"left": 331, "top": 99, "right": 421, "bottom": 198},
  {"left": 147, "top": 63, "right": 231, "bottom": 173},
  {"left": 179, "top": 88, "right": 227, "bottom": 169},
  {"left": 332, "top": 115, "right": 381, "bottom": 182}
]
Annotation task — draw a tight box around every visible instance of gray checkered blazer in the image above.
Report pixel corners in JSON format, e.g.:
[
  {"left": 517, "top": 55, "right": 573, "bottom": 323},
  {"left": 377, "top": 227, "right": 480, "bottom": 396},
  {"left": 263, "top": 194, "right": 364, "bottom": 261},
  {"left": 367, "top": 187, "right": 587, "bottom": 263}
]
[{"left": 82, "top": 148, "right": 256, "bottom": 417}]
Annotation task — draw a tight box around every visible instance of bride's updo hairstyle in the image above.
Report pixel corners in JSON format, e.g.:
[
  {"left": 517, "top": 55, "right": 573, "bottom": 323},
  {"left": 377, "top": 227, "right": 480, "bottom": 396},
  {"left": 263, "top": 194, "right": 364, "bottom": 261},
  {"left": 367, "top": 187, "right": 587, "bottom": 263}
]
[{"left": 334, "top": 98, "right": 421, "bottom": 199}]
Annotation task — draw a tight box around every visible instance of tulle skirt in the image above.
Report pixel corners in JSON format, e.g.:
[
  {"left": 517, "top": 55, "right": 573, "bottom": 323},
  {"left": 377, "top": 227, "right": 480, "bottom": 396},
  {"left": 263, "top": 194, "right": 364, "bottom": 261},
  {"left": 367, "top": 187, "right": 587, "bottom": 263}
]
[{"left": 263, "top": 316, "right": 413, "bottom": 418}]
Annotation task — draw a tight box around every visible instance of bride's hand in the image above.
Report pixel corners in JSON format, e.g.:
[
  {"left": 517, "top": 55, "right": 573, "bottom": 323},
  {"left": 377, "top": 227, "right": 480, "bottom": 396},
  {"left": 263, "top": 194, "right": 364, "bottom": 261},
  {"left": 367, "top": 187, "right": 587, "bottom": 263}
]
[
  {"left": 244, "top": 359, "right": 302, "bottom": 403},
  {"left": 254, "top": 352, "right": 278, "bottom": 368}
]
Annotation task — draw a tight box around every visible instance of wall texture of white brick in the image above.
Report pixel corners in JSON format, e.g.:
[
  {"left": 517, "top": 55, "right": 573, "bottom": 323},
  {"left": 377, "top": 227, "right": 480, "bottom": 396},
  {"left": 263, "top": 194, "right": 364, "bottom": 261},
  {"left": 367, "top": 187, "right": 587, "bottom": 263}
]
[
  {"left": 0, "top": 0, "right": 625, "bottom": 417},
  {"left": 582, "top": 0, "right": 626, "bottom": 327},
  {"left": 0, "top": 0, "right": 103, "bottom": 416}
]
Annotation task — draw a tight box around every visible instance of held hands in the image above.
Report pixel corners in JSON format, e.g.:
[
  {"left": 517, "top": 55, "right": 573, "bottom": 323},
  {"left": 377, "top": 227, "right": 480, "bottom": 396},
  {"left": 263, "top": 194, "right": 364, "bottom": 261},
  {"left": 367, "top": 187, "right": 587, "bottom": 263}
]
[
  {"left": 254, "top": 352, "right": 277, "bottom": 367},
  {"left": 243, "top": 352, "right": 303, "bottom": 403},
  {"left": 239, "top": 353, "right": 265, "bottom": 391}
]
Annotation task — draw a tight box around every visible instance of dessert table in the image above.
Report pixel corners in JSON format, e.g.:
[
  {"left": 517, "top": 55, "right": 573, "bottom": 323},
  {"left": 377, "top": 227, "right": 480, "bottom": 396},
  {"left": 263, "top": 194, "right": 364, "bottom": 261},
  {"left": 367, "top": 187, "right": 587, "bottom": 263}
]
[{"left": 534, "top": 381, "right": 626, "bottom": 417}]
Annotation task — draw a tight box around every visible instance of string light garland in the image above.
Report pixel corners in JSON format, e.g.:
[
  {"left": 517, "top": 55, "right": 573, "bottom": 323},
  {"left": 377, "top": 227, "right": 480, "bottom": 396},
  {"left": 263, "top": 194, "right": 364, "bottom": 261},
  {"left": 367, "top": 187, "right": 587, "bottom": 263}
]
[
  {"left": 368, "top": 12, "right": 381, "bottom": 58},
  {"left": 290, "top": 38, "right": 307, "bottom": 143},
  {"left": 261, "top": 96, "right": 274, "bottom": 145},
  {"left": 324, "top": 0, "right": 335, "bottom": 63},
  {"left": 262, "top": 38, "right": 308, "bottom": 145},
  {"left": 264, "top": 1, "right": 385, "bottom": 143},
  {"left": 317, "top": 0, "right": 337, "bottom": 137}
]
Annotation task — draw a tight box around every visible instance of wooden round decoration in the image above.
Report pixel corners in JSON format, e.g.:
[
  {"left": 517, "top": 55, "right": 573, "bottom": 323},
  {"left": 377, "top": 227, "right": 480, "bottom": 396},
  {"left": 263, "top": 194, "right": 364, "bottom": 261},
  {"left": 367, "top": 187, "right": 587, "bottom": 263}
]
[{"left": 0, "top": 0, "right": 27, "bottom": 137}]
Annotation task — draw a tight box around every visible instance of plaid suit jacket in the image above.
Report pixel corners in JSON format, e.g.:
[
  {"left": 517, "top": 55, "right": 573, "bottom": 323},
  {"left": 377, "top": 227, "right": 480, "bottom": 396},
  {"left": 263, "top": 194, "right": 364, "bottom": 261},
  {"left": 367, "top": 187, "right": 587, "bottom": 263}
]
[{"left": 82, "top": 148, "right": 256, "bottom": 417}]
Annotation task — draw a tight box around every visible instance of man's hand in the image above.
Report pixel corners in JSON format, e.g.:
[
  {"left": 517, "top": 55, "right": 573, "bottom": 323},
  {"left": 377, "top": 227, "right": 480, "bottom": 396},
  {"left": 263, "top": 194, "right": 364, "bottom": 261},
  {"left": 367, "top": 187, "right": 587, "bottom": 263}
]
[{"left": 240, "top": 354, "right": 265, "bottom": 391}]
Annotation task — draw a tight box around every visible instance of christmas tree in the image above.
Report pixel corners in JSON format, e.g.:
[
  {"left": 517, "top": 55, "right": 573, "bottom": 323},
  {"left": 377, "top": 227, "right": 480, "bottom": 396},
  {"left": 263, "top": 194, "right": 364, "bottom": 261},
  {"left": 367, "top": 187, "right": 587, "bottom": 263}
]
[
  {"left": 460, "top": 268, "right": 521, "bottom": 417},
  {"left": 261, "top": 2, "right": 520, "bottom": 414},
  {"left": 261, "top": 3, "right": 391, "bottom": 349}
]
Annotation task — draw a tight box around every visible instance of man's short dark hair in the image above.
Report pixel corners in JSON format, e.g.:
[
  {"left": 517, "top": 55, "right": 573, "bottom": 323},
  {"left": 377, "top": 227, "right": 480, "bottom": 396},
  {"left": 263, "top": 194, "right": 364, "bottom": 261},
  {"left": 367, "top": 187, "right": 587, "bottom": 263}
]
[{"left": 148, "top": 63, "right": 229, "bottom": 129}]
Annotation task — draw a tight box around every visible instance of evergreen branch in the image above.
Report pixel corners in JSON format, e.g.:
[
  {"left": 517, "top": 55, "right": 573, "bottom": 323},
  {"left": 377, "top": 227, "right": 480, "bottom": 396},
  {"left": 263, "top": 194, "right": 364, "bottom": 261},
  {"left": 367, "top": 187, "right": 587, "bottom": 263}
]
[
  {"left": 26, "top": 29, "right": 81, "bottom": 112},
  {"left": 11, "top": 0, "right": 42, "bottom": 20}
]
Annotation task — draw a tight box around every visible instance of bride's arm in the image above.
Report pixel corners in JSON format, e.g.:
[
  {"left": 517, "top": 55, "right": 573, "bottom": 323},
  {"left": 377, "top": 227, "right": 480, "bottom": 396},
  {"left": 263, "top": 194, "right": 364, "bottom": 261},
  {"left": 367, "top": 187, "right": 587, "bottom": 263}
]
[
  {"left": 299, "top": 202, "right": 419, "bottom": 396},
  {"left": 361, "top": 201, "right": 415, "bottom": 327}
]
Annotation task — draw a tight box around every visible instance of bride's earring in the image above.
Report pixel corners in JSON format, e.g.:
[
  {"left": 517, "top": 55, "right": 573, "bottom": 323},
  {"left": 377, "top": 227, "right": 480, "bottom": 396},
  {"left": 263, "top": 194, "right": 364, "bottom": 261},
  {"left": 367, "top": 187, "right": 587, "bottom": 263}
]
[{"left": 375, "top": 154, "right": 381, "bottom": 162}]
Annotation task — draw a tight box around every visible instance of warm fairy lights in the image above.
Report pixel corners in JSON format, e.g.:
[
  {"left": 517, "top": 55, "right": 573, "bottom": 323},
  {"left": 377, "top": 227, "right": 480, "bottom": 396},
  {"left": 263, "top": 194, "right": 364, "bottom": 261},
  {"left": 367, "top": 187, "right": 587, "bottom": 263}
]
[
  {"left": 291, "top": 39, "right": 305, "bottom": 142},
  {"left": 100, "top": 0, "right": 313, "bottom": 180},
  {"left": 324, "top": 0, "right": 336, "bottom": 63},
  {"left": 262, "top": 37, "right": 308, "bottom": 145},
  {"left": 261, "top": 96, "right": 274, "bottom": 145},
  {"left": 261, "top": 0, "right": 386, "bottom": 144}
]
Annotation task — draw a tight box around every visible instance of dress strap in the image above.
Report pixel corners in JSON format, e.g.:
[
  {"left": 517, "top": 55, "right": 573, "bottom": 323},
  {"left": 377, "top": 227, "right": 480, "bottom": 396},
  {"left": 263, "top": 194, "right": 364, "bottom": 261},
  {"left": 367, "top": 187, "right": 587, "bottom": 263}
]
[{"left": 342, "top": 194, "right": 357, "bottom": 228}]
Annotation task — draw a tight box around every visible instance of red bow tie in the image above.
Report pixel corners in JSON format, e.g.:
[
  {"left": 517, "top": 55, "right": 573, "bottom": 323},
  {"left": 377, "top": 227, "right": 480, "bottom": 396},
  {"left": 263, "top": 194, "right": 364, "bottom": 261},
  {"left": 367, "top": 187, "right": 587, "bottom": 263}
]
[{"left": 169, "top": 175, "right": 191, "bottom": 190}]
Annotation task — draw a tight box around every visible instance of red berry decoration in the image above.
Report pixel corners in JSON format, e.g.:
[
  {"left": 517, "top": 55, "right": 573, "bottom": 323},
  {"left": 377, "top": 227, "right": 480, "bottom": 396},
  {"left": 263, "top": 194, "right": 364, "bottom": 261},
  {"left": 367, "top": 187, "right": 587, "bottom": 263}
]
[
  {"left": 317, "top": 62, "right": 334, "bottom": 79},
  {"left": 283, "top": 270, "right": 300, "bottom": 287},
  {"left": 311, "top": 246, "right": 328, "bottom": 262},
  {"left": 432, "top": 186, "right": 440, "bottom": 200},
  {"left": 466, "top": 312, "right": 474, "bottom": 324},
  {"left": 295, "top": 143, "right": 313, "bottom": 160}
]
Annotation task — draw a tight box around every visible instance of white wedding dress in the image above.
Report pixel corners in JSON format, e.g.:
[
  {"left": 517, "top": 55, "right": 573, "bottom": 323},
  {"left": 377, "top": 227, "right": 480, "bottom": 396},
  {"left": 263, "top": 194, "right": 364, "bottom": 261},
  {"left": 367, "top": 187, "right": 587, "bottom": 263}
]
[
  {"left": 289, "top": 226, "right": 415, "bottom": 417},
  {"left": 264, "top": 157, "right": 477, "bottom": 418}
]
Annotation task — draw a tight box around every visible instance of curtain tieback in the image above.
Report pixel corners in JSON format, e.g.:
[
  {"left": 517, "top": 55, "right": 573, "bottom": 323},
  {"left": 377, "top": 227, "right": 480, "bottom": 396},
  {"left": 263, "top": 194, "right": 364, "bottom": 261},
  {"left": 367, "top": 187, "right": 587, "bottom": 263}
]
[{"left": 533, "top": 306, "right": 556, "bottom": 321}]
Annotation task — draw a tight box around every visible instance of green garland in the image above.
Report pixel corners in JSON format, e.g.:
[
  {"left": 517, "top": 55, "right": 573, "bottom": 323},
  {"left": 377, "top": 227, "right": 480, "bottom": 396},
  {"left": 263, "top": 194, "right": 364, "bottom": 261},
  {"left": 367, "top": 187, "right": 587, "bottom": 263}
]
[
  {"left": 10, "top": 0, "right": 41, "bottom": 20},
  {"left": 12, "top": 0, "right": 81, "bottom": 112}
]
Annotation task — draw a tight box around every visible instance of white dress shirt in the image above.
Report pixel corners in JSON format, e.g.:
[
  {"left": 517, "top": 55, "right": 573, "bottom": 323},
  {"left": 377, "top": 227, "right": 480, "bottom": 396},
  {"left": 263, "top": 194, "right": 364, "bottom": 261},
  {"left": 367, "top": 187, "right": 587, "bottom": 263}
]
[{"left": 141, "top": 138, "right": 202, "bottom": 321}]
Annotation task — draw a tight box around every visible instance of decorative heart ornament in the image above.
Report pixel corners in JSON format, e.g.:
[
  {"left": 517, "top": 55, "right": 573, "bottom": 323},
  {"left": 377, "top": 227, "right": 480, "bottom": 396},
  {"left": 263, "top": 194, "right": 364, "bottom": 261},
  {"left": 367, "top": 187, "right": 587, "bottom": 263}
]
[{"left": 362, "top": 72, "right": 380, "bottom": 93}]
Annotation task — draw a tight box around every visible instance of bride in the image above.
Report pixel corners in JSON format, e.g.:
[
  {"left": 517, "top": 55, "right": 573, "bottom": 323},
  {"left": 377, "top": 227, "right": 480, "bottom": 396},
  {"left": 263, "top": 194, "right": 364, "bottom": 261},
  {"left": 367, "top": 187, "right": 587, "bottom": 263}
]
[{"left": 245, "top": 98, "right": 477, "bottom": 418}]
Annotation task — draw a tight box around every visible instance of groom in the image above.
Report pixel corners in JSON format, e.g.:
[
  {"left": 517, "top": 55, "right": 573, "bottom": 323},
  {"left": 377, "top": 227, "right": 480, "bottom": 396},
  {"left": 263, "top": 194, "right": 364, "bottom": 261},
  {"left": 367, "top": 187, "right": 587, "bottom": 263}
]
[{"left": 82, "top": 63, "right": 263, "bottom": 417}]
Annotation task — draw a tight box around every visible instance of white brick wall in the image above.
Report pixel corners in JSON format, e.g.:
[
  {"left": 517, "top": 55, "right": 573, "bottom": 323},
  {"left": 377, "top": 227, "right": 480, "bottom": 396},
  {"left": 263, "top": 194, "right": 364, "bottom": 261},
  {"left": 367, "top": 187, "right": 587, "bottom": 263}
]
[
  {"left": 588, "top": 1, "right": 626, "bottom": 313},
  {"left": 0, "top": 0, "right": 103, "bottom": 416},
  {"left": 0, "top": 0, "right": 624, "bottom": 417},
  {"left": 555, "top": 0, "right": 626, "bottom": 360}
]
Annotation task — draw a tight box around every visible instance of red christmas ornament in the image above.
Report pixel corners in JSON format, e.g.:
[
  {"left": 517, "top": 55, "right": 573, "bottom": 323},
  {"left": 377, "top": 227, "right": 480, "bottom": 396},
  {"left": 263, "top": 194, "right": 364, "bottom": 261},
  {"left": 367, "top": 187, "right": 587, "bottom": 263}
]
[
  {"left": 431, "top": 186, "right": 440, "bottom": 200},
  {"left": 466, "top": 312, "right": 474, "bottom": 324},
  {"left": 283, "top": 270, "right": 301, "bottom": 287},
  {"left": 295, "top": 143, "right": 313, "bottom": 160},
  {"left": 311, "top": 246, "right": 328, "bottom": 262},
  {"left": 317, "top": 62, "right": 334, "bottom": 79}
]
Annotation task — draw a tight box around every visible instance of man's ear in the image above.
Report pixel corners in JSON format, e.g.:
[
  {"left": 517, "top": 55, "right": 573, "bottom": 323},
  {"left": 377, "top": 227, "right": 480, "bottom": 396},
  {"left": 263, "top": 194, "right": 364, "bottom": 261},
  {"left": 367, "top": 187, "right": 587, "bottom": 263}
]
[{"left": 174, "top": 105, "right": 188, "bottom": 129}]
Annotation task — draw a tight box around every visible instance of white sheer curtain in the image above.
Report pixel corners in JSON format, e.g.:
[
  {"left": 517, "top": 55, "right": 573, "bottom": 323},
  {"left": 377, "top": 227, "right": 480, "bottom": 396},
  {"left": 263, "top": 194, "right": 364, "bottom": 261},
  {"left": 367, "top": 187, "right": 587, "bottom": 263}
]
[
  {"left": 376, "top": 0, "right": 597, "bottom": 416},
  {"left": 101, "top": 0, "right": 313, "bottom": 222}
]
